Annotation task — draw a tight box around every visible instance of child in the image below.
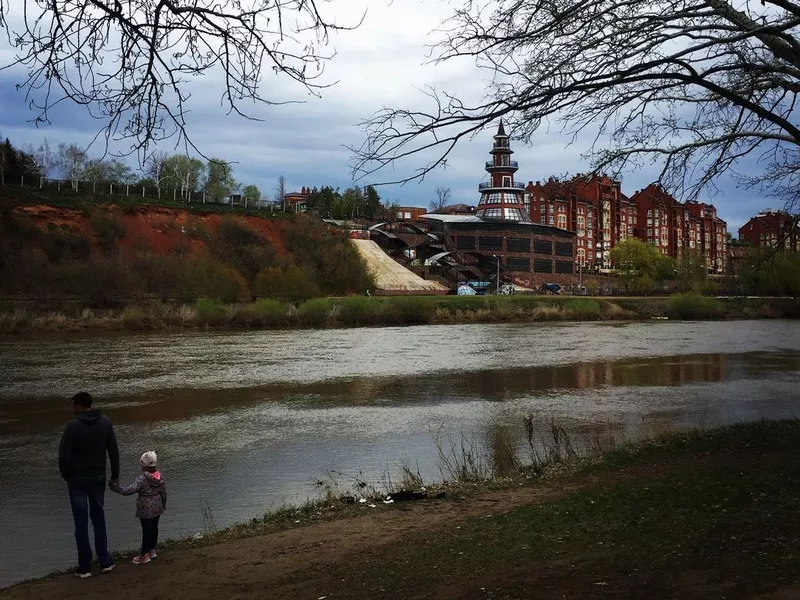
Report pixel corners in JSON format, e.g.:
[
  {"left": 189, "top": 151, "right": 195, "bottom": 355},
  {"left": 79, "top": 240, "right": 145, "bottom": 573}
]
[{"left": 111, "top": 450, "right": 167, "bottom": 564}]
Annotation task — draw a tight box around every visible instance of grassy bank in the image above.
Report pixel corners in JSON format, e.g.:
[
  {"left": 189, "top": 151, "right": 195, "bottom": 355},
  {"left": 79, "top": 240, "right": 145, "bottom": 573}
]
[
  {"left": 1, "top": 293, "right": 798, "bottom": 333},
  {"left": 8, "top": 419, "right": 800, "bottom": 598}
]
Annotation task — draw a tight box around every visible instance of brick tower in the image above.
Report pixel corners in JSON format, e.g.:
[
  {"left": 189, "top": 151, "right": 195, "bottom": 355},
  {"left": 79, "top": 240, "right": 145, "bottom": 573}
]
[{"left": 475, "top": 121, "right": 530, "bottom": 222}]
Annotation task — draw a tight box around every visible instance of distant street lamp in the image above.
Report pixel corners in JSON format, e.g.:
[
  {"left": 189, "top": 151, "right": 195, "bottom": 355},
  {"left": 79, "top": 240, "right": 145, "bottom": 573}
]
[{"left": 492, "top": 254, "right": 500, "bottom": 294}]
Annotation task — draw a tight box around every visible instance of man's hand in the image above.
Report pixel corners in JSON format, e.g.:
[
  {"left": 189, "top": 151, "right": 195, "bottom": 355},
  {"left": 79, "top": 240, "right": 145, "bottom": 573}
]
[{"left": 108, "top": 479, "right": 118, "bottom": 490}]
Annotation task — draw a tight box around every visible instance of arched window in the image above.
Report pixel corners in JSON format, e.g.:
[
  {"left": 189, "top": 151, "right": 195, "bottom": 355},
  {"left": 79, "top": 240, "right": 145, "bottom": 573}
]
[{"left": 557, "top": 214, "right": 567, "bottom": 229}]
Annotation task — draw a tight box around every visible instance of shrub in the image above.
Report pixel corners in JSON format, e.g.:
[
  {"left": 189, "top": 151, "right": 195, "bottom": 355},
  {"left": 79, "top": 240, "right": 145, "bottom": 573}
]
[
  {"left": 194, "top": 297, "right": 228, "bottom": 326},
  {"left": 667, "top": 292, "right": 725, "bottom": 320},
  {"left": 236, "top": 299, "right": 288, "bottom": 327},
  {"left": 382, "top": 297, "right": 435, "bottom": 325},
  {"left": 42, "top": 224, "right": 91, "bottom": 263},
  {"left": 253, "top": 265, "right": 321, "bottom": 303},
  {"left": 177, "top": 256, "right": 250, "bottom": 303},
  {"left": 121, "top": 306, "right": 155, "bottom": 330},
  {"left": 296, "top": 298, "right": 333, "bottom": 327},
  {"left": 211, "top": 216, "right": 278, "bottom": 284},
  {"left": 90, "top": 210, "right": 126, "bottom": 254},
  {"left": 336, "top": 296, "right": 383, "bottom": 326}
]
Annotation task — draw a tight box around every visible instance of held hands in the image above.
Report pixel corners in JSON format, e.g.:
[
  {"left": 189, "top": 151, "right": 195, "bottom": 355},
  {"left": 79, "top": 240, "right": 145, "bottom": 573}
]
[{"left": 108, "top": 479, "right": 119, "bottom": 491}]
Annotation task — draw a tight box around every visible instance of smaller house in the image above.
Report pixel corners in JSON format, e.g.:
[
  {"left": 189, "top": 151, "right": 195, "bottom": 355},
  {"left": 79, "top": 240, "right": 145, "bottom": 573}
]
[
  {"left": 285, "top": 187, "right": 311, "bottom": 212},
  {"left": 395, "top": 206, "right": 427, "bottom": 221}
]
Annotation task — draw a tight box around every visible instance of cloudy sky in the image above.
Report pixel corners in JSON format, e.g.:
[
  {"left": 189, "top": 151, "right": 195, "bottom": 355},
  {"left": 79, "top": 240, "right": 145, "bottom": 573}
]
[{"left": 0, "top": 0, "right": 769, "bottom": 232}]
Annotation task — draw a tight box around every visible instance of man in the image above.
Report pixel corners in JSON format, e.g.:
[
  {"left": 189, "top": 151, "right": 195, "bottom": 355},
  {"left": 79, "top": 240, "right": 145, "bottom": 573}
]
[{"left": 59, "top": 391, "right": 119, "bottom": 578}]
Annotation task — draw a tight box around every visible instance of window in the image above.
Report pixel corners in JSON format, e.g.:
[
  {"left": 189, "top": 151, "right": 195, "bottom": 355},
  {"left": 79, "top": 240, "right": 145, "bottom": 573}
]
[
  {"left": 577, "top": 248, "right": 586, "bottom": 261},
  {"left": 533, "top": 258, "right": 553, "bottom": 273},
  {"left": 557, "top": 214, "right": 567, "bottom": 229},
  {"left": 577, "top": 216, "right": 585, "bottom": 228},
  {"left": 648, "top": 228, "right": 653, "bottom": 236},
  {"left": 506, "top": 257, "right": 530, "bottom": 271},
  {"left": 507, "top": 238, "right": 530, "bottom": 253},
  {"left": 540, "top": 215, "right": 546, "bottom": 224},
  {"left": 548, "top": 217, "right": 554, "bottom": 225},
  {"left": 533, "top": 240, "right": 553, "bottom": 254},
  {"left": 555, "top": 260, "right": 573, "bottom": 274},
  {"left": 479, "top": 236, "right": 502, "bottom": 251},
  {"left": 502, "top": 176, "right": 512, "bottom": 187},
  {"left": 555, "top": 241, "right": 573, "bottom": 256},
  {"left": 647, "top": 210, "right": 652, "bottom": 217},
  {"left": 456, "top": 237, "right": 476, "bottom": 250}
]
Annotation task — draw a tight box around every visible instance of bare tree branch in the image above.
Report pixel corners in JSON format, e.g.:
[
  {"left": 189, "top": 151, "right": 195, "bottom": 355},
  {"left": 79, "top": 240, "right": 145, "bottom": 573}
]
[
  {"left": 352, "top": 0, "right": 800, "bottom": 214},
  {"left": 2, "top": 0, "right": 363, "bottom": 161}
]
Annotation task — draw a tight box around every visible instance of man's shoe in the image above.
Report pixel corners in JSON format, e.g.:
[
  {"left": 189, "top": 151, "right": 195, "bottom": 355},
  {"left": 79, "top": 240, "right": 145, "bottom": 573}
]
[
  {"left": 132, "top": 555, "right": 151, "bottom": 565},
  {"left": 74, "top": 567, "right": 92, "bottom": 579},
  {"left": 147, "top": 549, "right": 157, "bottom": 560},
  {"left": 100, "top": 562, "right": 115, "bottom": 574}
]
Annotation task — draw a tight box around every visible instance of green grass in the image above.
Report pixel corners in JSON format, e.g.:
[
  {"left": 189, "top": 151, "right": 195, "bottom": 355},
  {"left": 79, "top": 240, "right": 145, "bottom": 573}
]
[{"left": 325, "top": 420, "right": 800, "bottom": 598}]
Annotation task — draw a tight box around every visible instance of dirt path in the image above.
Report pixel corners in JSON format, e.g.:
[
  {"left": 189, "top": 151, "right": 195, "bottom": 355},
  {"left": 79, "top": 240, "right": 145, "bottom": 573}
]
[{"left": 5, "top": 483, "right": 568, "bottom": 600}]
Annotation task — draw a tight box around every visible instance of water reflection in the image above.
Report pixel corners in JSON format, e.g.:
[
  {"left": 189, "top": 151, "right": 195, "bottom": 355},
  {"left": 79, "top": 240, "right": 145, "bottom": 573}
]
[{"left": 5, "top": 351, "right": 799, "bottom": 436}]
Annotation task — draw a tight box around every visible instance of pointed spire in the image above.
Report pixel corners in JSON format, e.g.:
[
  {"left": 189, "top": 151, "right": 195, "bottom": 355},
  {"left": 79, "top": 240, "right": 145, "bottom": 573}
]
[{"left": 496, "top": 120, "right": 507, "bottom": 137}]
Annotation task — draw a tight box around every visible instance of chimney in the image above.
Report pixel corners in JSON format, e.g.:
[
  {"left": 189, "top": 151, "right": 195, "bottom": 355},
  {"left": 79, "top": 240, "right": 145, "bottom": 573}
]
[{"left": 535, "top": 181, "right": 540, "bottom": 186}]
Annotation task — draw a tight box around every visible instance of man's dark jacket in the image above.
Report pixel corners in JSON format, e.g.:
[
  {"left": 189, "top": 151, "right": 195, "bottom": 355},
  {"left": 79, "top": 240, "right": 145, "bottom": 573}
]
[{"left": 59, "top": 410, "right": 120, "bottom": 480}]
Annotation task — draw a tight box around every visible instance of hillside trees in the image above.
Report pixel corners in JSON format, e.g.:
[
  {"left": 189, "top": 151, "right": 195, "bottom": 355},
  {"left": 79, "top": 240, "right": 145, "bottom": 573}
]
[
  {"left": 163, "top": 155, "right": 205, "bottom": 199},
  {"left": 204, "top": 159, "right": 238, "bottom": 202},
  {"left": 0, "top": 138, "right": 40, "bottom": 183},
  {"left": 56, "top": 143, "right": 87, "bottom": 189},
  {"left": 242, "top": 185, "right": 262, "bottom": 208}
]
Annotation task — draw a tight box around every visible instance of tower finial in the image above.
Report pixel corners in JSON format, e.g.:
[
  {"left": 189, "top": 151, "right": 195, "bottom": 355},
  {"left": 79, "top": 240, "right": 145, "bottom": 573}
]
[{"left": 497, "top": 120, "right": 506, "bottom": 137}]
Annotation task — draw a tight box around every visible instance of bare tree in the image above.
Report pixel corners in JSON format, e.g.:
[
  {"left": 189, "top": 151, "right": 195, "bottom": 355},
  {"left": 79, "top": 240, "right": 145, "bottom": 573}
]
[
  {"left": 56, "top": 143, "right": 87, "bottom": 190},
  {"left": 276, "top": 175, "right": 287, "bottom": 212},
  {"left": 1, "top": 0, "right": 363, "bottom": 158},
  {"left": 146, "top": 151, "right": 170, "bottom": 196},
  {"left": 353, "top": 0, "right": 800, "bottom": 217},
  {"left": 23, "top": 139, "right": 53, "bottom": 179},
  {"left": 430, "top": 186, "right": 452, "bottom": 211}
]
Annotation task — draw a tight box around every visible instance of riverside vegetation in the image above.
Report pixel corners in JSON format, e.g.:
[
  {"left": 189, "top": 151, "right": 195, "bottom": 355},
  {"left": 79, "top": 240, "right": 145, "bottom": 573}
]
[
  {"left": 1, "top": 293, "right": 799, "bottom": 333},
  {"left": 8, "top": 419, "right": 800, "bottom": 598}
]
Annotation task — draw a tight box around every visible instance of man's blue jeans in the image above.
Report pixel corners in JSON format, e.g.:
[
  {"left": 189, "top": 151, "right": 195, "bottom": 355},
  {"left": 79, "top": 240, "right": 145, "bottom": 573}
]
[{"left": 67, "top": 476, "right": 113, "bottom": 569}]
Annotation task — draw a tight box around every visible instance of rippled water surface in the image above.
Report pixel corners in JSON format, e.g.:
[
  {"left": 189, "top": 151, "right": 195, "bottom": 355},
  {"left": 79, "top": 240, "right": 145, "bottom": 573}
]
[{"left": 1, "top": 321, "right": 799, "bottom": 586}]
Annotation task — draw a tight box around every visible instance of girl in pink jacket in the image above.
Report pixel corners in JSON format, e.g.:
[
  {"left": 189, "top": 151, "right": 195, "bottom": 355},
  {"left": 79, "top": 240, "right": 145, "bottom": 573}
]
[{"left": 111, "top": 450, "right": 167, "bottom": 565}]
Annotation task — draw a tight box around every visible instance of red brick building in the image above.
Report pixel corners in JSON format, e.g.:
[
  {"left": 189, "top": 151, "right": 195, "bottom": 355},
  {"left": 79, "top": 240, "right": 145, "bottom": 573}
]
[
  {"left": 525, "top": 175, "right": 638, "bottom": 271},
  {"left": 738, "top": 209, "right": 800, "bottom": 251},
  {"left": 630, "top": 184, "right": 728, "bottom": 273},
  {"left": 394, "top": 206, "right": 428, "bottom": 221},
  {"left": 284, "top": 187, "right": 311, "bottom": 211}
]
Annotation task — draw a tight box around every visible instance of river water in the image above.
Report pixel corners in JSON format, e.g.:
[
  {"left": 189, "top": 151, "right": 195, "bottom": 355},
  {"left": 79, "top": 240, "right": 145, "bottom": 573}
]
[{"left": 1, "top": 321, "right": 799, "bottom": 587}]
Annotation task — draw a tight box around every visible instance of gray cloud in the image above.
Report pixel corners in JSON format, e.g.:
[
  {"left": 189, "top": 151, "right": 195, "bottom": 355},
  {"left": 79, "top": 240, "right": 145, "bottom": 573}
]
[{"left": 0, "top": 0, "right": 772, "bottom": 230}]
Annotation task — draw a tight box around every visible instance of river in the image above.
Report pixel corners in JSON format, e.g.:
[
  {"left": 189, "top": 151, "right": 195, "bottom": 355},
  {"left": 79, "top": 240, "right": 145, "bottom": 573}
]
[{"left": 1, "top": 320, "right": 799, "bottom": 587}]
